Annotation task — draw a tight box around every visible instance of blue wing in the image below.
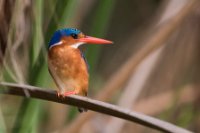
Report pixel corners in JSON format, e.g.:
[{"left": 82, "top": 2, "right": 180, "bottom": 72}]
[{"left": 80, "top": 51, "right": 89, "bottom": 72}]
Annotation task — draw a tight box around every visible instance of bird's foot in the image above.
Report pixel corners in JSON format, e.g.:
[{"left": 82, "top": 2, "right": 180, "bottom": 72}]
[
  {"left": 63, "top": 91, "right": 76, "bottom": 96},
  {"left": 57, "top": 91, "right": 76, "bottom": 98}
]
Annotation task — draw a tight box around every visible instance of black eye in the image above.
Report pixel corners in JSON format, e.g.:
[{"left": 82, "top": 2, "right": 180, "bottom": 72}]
[{"left": 71, "top": 33, "right": 78, "bottom": 39}]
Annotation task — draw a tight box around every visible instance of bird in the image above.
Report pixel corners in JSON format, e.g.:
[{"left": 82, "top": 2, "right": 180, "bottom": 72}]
[{"left": 48, "top": 28, "right": 113, "bottom": 112}]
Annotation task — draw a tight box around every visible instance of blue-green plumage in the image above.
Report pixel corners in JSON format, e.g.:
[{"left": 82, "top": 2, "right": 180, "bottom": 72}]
[{"left": 49, "top": 28, "right": 81, "bottom": 49}]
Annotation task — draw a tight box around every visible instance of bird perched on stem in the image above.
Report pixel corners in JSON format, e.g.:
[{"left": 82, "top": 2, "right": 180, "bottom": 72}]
[{"left": 48, "top": 28, "right": 113, "bottom": 112}]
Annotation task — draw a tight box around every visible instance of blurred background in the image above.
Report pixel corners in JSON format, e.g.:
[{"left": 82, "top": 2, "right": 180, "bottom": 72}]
[{"left": 0, "top": 0, "right": 200, "bottom": 133}]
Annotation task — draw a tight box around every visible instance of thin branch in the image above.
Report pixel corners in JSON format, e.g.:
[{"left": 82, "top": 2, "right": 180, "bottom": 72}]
[{"left": 0, "top": 82, "right": 192, "bottom": 133}]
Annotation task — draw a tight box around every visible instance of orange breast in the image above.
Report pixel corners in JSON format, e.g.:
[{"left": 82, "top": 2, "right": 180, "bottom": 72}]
[{"left": 48, "top": 45, "right": 88, "bottom": 96}]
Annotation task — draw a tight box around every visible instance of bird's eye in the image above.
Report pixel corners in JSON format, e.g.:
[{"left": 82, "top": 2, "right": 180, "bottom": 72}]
[{"left": 71, "top": 33, "right": 78, "bottom": 39}]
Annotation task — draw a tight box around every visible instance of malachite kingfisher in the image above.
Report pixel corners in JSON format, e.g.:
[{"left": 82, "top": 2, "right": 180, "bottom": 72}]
[{"left": 48, "top": 28, "right": 113, "bottom": 112}]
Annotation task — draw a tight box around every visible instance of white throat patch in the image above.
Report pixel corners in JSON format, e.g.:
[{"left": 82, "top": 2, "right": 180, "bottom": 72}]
[
  {"left": 70, "top": 42, "right": 84, "bottom": 49},
  {"left": 49, "top": 41, "right": 84, "bottom": 50}
]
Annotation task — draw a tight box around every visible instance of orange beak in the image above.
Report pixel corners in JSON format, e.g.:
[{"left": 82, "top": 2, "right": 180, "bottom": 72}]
[{"left": 78, "top": 36, "right": 113, "bottom": 44}]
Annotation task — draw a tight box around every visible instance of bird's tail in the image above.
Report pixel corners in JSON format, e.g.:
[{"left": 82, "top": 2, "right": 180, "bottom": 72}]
[
  {"left": 78, "top": 92, "right": 88, "bottom": 113},
  {"left": 78, "top": 107, "right": 87, "bottom": 113}
]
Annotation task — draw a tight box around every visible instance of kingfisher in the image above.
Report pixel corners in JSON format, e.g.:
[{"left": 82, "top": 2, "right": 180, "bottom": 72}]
[{"left": 48, "top": 28, "right": 112, "bottom": 112}]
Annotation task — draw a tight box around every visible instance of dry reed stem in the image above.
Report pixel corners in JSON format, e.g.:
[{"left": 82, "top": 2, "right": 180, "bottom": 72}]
[{"left": 135, "top": 85, "right": 197, "bottom": 115}]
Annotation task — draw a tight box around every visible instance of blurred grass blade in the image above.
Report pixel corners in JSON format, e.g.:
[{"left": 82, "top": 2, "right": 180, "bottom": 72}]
[
  {"left": 13, "top": 0, "right": 81, "bottom": 132},
  {"left": 13, "top": 1, "right": 47, "bottom": 132},
  {"left": 86, "top": 0, "right": 115, "bottom": 74},
  {"left": 0, "top": 108, "right": 6, "bottom": 133},
  {"left": 58, "top": 0, "right": 79, "bottom": 28},
  {"left": 13, "top": 100, "right": 41, "bottom": 133},
  {"left": 31, "top": 0, "right": 43, "bottom": 66},
  {"left": 45, "top": 0, "right": 79, "bottom": 50},
  {"left": 2, "top": 63, "right": 17, "bottom": 82},
  {"left": 13, "top": 62, "right": 51, "bottom": 133}
]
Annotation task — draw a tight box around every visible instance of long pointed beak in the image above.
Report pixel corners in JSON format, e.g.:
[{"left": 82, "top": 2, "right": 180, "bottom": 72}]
[{"left": 78, "top": 36, "right": 113, "bottom": 44}]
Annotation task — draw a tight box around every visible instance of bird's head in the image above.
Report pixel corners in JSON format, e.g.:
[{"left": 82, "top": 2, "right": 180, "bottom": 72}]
[{"left": 48, "top": 28, "right": 113, "bottom": 49}]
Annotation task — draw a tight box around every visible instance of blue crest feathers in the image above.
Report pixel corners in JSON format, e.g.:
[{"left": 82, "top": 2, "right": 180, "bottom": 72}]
[{"left": 48, "top": 28, "right": 81, "bottom": 49}]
